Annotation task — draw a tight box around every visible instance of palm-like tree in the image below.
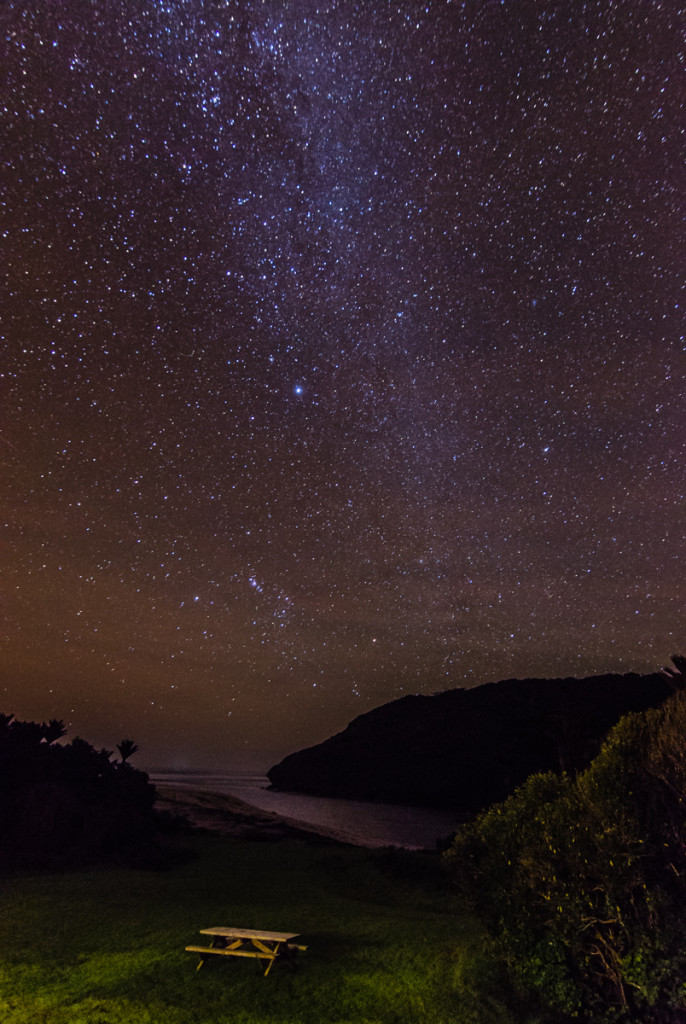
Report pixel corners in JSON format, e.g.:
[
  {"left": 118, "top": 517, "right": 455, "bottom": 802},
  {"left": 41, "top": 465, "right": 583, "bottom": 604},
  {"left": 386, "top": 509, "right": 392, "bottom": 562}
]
[
  {"left": 42, "top": 719, "right": 67, "bottom": 744},
  {"left": 116, "top": 739, "right": 139, "bottom": 763},
  {"left": 663, "top": 655, "right": 686, "bottom": 688}
]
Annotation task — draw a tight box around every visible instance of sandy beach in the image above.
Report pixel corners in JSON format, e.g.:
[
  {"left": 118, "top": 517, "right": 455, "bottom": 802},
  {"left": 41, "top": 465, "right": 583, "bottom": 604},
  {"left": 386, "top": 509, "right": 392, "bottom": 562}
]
[{"left": 154, "top": 785, "right": 354, "bottom": 845}]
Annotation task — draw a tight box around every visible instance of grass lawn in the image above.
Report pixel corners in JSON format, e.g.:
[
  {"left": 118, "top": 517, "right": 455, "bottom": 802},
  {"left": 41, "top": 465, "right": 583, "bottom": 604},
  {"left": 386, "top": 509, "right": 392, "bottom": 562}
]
[{"left": 0, "top": 835, "right": 541, "bottom": 1024}]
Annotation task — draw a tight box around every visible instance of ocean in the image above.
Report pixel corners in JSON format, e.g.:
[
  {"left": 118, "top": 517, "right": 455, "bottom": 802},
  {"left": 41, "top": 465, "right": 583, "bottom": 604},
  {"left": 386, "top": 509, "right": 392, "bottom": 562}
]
[{"left": 150, "top": 771, "right": 460, "bottom": 850}]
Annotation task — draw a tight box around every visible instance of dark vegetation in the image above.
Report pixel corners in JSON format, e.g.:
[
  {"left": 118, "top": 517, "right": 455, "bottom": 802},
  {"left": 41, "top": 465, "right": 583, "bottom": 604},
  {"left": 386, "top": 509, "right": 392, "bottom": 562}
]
[
  {"left": 3, "top": 660, "right": 684, "bottom": 1021},
  {"left": 442, "top": 661, "right": 686, "bottom": 1024},
  {"left": 268, "top": 670, "right": 677, "bottom": 812},
  {"left": 0, "top": 713, "right": 168, "bottom": 870}
]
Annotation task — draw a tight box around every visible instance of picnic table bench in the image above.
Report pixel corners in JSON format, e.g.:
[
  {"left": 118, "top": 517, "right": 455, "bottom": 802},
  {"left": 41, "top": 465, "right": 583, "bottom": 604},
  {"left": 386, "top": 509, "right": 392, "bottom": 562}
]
[{"left": 186, "top": 926, "right": 307, "bottom": 976}]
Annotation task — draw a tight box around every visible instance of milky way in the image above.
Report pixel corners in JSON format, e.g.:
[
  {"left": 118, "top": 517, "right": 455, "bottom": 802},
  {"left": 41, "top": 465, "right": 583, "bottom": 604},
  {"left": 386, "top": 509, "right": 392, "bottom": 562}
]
[{"left": 2, "top": 0, "right": 683, "bottom": 768}]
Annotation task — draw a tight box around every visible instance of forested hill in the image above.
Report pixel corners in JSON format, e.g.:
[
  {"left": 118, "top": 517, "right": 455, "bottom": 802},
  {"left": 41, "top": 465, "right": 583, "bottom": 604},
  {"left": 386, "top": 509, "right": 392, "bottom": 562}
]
[{"left": 267, "top": 672, "right": 677, "bottom": 812}]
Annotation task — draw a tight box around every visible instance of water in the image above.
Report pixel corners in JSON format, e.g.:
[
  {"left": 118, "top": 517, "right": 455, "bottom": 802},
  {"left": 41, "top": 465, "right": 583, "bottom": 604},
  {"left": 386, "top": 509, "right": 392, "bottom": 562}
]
[{"left": 150, "top": 771, "right": 460, "bottom": 850}]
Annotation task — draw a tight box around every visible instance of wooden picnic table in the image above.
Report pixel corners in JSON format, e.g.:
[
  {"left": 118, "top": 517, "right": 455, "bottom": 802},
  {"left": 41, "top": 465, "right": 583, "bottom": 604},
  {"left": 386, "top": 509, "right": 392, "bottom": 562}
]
[{"left": 186, "top": 926, "right": 306, "bottom": 976}]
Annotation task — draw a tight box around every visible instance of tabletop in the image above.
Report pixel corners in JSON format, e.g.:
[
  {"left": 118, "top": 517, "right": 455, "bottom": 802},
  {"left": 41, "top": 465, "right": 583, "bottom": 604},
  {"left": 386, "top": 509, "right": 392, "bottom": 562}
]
[{"left": 199, "top": 927, "right": 300, "bottom": 942}]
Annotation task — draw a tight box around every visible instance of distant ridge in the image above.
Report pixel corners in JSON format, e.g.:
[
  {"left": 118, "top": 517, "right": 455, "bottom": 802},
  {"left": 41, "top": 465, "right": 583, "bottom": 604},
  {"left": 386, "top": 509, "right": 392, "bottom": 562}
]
[{"left": 268, "top": 672, "right": 677, "bottom": 813}]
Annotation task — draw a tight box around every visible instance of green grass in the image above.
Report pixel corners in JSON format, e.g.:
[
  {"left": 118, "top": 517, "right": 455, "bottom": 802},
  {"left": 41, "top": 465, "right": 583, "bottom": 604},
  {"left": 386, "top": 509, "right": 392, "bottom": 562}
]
[{"left": 0, "top": 835, "right": 541, "bottom": 1024}]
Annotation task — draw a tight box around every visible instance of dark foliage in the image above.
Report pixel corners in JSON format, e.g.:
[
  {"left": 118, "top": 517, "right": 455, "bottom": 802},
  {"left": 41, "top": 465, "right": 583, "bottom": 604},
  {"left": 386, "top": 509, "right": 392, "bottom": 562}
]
[
  {"left": 443, "top": 680, "right": 686, "bottom": 1023},
  {"left": 0, "top": 714, "right": 167, "bottom": 870},
  {"left": 268, "top": 671, "right": 677, "bottom": 812},
  {"left": 116, "top": 738, "right": 139, "bottom": 763}
]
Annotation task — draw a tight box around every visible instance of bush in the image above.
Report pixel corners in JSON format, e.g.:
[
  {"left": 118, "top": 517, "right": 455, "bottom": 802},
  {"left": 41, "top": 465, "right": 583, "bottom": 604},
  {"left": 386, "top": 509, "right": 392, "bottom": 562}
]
[
  {"left": 443, "top": 691, "right": 686, "bottom": 1023},
  {"left": 0, "top": 713, "right": 163, "bottom": 870}
]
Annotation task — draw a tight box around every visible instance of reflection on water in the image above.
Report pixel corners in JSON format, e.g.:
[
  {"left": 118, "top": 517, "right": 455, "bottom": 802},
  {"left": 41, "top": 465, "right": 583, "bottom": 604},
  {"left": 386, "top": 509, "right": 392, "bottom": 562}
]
[{"left": 150, "top": 771, "right": 459, "bottom": 850}]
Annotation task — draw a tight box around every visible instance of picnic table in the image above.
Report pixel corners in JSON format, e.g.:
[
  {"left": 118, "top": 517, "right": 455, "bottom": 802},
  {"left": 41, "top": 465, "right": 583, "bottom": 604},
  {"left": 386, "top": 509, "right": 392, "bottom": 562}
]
[{"left": 186, "top": 926, "right": 306, "bottom": 976}]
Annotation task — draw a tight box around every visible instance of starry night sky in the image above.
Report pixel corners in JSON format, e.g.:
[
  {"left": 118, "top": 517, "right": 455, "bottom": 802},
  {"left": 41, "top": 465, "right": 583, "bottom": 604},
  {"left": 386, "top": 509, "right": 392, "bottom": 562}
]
[{"left": 2, "top": 0, "right": 683, "bottom": 770}]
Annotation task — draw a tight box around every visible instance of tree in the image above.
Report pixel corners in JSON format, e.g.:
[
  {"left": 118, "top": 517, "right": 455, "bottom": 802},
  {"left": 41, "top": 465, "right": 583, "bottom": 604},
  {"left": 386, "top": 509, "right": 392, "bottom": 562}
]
[
  {"left": 42, "top": 719, "right": 66, "bottom": 744},
  {"left": 443, "top": 686, "right": 686, "bottom": 1023},
  {"left": 662, "top": 653, "right": 686, "bottom": 685},
  {"left": 116, "top": 739, "right": 139, "bottom": 763},
  {"left": 0, "top": 714, "right": 159, "bottom": 869}
]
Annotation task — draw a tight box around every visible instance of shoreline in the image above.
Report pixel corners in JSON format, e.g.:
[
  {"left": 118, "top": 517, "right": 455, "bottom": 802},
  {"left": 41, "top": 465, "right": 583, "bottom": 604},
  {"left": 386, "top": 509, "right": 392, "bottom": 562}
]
[{"left": 154, "top": 785, "right": 358, "bottom": 846}]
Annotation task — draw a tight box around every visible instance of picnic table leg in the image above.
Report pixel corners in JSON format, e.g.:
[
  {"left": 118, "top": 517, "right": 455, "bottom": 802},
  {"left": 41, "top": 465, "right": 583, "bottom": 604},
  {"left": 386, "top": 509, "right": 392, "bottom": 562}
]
[
  {"left": 251, "top": 938, "right": 281, "bottom": 976},
  {"left": 263, "top": 944, "right": 280, "bottom": 977}
]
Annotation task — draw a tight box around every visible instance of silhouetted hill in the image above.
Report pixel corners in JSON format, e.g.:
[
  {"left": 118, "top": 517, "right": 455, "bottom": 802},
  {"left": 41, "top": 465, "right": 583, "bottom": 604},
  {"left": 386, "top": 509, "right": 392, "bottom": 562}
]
[{"left": 267, "top": 673, "right": 677, "bottom": 812}]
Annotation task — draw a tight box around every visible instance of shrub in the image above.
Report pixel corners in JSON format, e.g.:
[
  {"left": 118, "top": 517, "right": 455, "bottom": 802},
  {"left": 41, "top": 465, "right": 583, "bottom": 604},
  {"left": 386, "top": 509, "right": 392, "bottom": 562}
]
[
  {"left": 443, "top": 691, "right": 686, "bottom": 1023},
  {"left": 0, "top": 713, "right": 162, "bottom": 870}
]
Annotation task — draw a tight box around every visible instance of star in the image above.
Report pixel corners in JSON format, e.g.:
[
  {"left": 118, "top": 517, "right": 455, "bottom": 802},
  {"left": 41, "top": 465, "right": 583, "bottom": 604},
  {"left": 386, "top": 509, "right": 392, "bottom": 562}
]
[{"left": 0, "top": 0, "right": 681, "bottom": 769}]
